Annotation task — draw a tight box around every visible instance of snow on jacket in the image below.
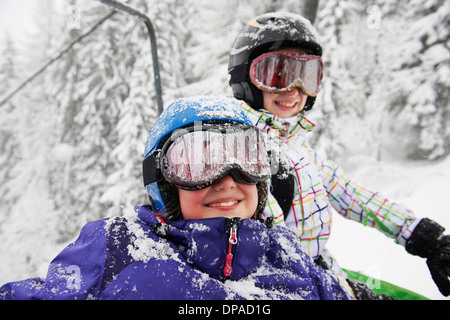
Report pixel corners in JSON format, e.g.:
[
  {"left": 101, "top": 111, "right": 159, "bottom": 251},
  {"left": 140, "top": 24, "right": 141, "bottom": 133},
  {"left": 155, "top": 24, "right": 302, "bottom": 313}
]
[
  {"left": 0, "top": 205, "right": 351, "bottom": 300},
  {"left": 239, "top": 102, "right": 419, "bottom": 259}
]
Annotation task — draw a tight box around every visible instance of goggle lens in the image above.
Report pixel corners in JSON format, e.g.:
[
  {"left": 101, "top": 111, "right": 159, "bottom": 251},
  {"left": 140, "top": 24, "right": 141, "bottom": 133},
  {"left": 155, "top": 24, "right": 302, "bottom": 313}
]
[
  {"left": 162, "top": 127, "right": 270, "bottom": 189},
  {"left": 250, "top": 53, "right": 323, "bottom": 96}
]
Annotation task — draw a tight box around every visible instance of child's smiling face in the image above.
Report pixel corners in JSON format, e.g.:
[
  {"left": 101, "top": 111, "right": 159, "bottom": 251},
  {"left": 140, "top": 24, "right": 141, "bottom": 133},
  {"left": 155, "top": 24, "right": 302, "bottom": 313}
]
[
  {"left": 178, "top": 175, "right": 258, "bottom": 220},
  {"left": 262, "top": 88, "right": 308, "bottom": 119},
  {"left": 260, "top": 47, "right": 309, "bottom": 118}
]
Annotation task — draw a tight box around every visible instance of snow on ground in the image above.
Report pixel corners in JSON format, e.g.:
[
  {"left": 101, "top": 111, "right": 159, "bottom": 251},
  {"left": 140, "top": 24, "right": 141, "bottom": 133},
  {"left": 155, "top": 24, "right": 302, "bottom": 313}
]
[{"left": 326, "top": 153, "right": 450, "bottom": 300}]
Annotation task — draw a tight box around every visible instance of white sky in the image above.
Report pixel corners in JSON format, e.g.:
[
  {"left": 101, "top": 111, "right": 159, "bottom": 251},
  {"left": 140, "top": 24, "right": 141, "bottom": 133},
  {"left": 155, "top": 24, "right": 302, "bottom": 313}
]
[{"left": 0, "top": 0, "right": 36, "bottom": 37}]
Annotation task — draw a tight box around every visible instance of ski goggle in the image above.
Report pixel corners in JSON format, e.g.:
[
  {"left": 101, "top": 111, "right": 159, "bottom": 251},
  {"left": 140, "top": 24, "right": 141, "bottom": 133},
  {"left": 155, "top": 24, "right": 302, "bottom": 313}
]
[
  {"left": 249, "top": 52, "right": 323, "bottom": 96},
  {"left": 155, "top": 124, "right": 271, "bottom": 190}
]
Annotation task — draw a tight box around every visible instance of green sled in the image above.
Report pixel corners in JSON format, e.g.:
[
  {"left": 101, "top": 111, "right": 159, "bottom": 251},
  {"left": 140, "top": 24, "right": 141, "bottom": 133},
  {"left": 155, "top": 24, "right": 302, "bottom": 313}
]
[{"left": 343, "top": 269, "right": 430, "bottom": 300}]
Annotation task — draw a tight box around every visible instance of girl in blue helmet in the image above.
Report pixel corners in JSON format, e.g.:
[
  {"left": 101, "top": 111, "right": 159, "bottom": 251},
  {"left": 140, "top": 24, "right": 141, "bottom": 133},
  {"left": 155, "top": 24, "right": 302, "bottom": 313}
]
[
  {"left": 0, "top": 96, "right": 352, "bottom": 300},
  {"left": 228, "top": 12, "right": 450, "bottom": 299}
]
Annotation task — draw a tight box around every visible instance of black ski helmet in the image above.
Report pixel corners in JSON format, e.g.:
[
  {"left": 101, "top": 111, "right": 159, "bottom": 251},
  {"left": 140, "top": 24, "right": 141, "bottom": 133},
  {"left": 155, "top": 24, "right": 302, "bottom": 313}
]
[{"left": 228, "top": 12, "right": 323, "bottom": 112}]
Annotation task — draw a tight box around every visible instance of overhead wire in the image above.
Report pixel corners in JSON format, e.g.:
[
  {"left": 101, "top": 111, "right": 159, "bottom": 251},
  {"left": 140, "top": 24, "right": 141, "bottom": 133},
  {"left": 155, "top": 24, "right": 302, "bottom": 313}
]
[{"left": 0, "top": 10, "right": 117, "bottom": 108}]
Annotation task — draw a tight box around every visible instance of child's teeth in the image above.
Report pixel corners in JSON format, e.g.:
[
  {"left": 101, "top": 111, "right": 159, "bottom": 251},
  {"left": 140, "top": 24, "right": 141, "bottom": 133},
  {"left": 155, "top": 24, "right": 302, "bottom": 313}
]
[
  {"left": 277, "top": 102, "right": 295, "bottom": 107},
  {"left": 210, "top": 201, "right": 238, "bottom": 207}
]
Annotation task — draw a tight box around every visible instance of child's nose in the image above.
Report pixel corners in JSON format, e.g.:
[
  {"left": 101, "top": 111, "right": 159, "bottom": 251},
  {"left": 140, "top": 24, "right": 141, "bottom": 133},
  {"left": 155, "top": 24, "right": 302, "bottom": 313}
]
[
  {"left": 284, "top": 88, "right": 301, "bottom": 96},
  {"left": 212, "top": 175, "right": 237, "bottom": 191}
]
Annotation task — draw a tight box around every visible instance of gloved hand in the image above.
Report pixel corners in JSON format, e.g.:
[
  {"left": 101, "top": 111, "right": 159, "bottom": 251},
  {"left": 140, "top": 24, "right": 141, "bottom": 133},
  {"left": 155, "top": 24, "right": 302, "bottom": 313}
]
[{"left": 405, "top": 218, "right": 450, "bottom": 296}]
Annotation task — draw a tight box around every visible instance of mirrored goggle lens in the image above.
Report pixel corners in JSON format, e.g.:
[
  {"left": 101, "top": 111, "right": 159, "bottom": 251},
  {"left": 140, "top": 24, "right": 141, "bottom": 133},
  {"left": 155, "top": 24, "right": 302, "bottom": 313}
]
[
  {"left": 250, "top": 53, "right": 323, "bottom": 96},
  {"left": 163, "top": 128, "right": 270, "bottom": 189}
]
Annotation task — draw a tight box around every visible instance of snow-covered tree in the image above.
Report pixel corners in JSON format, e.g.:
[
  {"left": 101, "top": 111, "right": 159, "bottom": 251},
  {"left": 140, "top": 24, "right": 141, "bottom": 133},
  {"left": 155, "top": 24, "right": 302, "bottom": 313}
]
[
  {"left": 387, "top": 0, "right": 450, "bottom": 160},
  {"left": 312, "top": 0, "right": 361, "bottom": 160}
]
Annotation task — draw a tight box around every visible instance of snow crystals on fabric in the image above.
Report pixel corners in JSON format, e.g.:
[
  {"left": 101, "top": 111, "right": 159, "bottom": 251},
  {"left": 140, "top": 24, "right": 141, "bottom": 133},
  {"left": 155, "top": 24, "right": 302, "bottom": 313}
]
[{"left": 121, "top": 211, "right": 180, "bottom": 264}]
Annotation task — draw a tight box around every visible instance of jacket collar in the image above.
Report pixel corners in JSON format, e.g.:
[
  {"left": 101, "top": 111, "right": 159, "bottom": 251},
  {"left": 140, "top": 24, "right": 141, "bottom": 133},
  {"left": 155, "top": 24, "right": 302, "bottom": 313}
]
[
  {"left": 135, "top": 205, "right": 270, "bottom": 281},
  {"left": 238, "top": 100, "right": 315, "bottom": 139}
]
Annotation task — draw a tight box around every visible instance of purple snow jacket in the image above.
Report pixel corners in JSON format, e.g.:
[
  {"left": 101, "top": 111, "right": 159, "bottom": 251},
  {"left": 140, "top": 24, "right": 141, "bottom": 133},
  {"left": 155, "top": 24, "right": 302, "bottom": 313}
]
[{"left": 0, "top": 205, "right": 351, "bottom": 300}]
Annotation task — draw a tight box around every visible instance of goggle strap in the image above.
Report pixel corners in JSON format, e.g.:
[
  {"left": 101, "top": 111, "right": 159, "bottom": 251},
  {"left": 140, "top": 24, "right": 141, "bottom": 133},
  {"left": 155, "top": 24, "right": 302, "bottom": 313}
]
[{"left": 143, "top": 151, "right": 161, "bottom": 186}]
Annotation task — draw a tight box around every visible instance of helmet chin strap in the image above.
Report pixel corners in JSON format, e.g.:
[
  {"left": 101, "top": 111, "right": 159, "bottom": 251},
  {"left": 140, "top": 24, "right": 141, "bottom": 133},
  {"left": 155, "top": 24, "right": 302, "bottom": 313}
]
[
  {"left": 230, "top": 83, "right": 246, "bottom": 101},
  {"left": 231, "top": 82, "right": 265, "bottom": 110}
]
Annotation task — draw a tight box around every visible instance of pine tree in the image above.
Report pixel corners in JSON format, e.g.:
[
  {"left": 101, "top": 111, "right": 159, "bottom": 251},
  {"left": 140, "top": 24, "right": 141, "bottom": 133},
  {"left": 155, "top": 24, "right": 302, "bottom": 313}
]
[
  {"left": 47, "top": 0, "right": 141, "bottom": 235},
  {"left": 98, "top": 0, "right": 159, "bottom": 216},
  {"left": 0, "top": 32, "right": 20, "bottom": 222},
  {"left": 312, "top": 0, "right": 360, "bottom": 160},
  {"left": 388, "top": 0, "right": 450, "bottom": 160},
  {"left": 0, "top": 33, "right": 17, "bottom": 96}
]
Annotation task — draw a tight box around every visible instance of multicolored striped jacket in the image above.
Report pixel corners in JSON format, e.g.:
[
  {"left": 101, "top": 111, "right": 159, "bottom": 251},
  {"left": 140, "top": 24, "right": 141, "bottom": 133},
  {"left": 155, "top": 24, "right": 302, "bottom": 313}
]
[{"left": 240, "top": 102, "right": 419, "bottom": 260}]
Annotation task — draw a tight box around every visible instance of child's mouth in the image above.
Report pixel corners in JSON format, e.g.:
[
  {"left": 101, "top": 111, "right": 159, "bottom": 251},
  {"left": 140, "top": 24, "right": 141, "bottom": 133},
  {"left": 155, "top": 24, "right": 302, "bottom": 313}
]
[
  {"left": 208, "top": 200, "right": 240, "bottom": 208},
  {"left": 275, "top": 101, "right": 298, "bottom": 108}
]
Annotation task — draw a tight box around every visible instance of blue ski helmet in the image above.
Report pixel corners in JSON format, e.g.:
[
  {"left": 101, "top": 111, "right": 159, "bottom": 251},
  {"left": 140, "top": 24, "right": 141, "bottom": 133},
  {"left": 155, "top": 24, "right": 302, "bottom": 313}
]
[{"left": 142, "top": 96, "right": 267, "bottom": 220}]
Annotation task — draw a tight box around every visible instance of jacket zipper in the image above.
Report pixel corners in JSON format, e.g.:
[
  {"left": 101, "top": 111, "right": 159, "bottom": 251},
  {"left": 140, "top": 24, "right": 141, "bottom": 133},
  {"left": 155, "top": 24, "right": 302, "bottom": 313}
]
[{"left": 223, "top": 219, "right": 239, "bottom": 278}]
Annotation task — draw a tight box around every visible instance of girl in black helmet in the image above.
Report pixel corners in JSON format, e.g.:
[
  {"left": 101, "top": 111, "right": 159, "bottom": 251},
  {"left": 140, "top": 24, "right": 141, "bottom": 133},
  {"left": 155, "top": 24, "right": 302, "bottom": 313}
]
[{"left": 228, "top": 12, "right": 450, "bottom": 299}]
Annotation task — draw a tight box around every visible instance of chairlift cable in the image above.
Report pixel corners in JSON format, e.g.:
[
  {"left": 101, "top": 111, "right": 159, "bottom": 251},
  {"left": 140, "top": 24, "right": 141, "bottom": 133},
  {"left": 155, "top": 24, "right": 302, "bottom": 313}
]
[
  {"left": 0, "top": 10, "right": 117, "bottom": 108},
  {"left": 97, "top": 0, "right": 164, "bottom": 115}
]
